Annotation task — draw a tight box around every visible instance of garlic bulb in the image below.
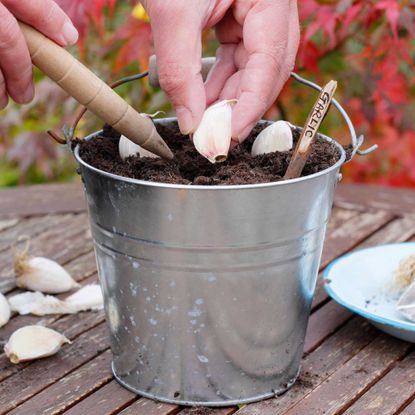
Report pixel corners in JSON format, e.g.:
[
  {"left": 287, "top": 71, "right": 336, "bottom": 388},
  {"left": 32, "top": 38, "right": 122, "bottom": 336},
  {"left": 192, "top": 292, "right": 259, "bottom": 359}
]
[
  {"left": 119, "top": 135, "right": 159, "bottom": 160},
  {"left": 9, "top": 284, "right": 104, "bottom": 316},
  {"left": 193, "top": 99, "right": 237, "bottom": 163},
  {"left": 15, "top": 256, "right": 80, "bottom": 294},
  {"left": 0, "top": 292, "right": 11, "bottom": 328},
  {"left": 4, "top": 325, "right": 70, "bottom": 363},
  {"left": 251, "top": 121, "right": 293, "bottom": 157},
  {"left": 65, "top": 284, "right": 104, "bottom": 312}
]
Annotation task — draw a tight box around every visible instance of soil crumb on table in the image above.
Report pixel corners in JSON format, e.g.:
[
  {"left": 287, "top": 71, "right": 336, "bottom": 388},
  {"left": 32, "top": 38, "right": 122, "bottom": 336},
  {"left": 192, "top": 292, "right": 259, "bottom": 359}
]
[{"left": 78, "top": 121, "right": 341, "bottom": 185}]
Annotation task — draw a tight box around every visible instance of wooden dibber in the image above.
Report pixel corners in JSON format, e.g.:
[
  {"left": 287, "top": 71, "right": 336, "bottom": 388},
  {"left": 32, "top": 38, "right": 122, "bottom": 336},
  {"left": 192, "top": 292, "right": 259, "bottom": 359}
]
[
  {"left": 18, "top": 22, "right": 173, "bottom": 160},
  {"left": 284, "top": 80, "right": 337, "bottom": 180}
]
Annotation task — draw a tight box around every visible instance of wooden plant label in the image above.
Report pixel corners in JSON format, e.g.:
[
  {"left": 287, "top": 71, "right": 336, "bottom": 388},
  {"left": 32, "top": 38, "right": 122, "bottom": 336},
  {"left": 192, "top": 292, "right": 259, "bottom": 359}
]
[{"left": 284, "top": 80, "right": 337, "bottom": 180}]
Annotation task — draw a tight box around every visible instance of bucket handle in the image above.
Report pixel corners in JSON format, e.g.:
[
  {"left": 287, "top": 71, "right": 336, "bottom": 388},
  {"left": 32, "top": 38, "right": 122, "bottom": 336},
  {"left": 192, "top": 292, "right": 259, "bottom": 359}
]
[{"left": 289, "top": 72, "right": 377, "bottom": 159}]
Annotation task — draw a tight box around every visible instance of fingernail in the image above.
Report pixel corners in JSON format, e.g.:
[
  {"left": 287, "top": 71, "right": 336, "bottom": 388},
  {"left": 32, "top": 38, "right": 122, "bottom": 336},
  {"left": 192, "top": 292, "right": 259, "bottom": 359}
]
[
  {"left": 176, "top": 106, "right": 194, "bottom": 135},
  {"left": 62, "top": 21, "right": 79, "bottom": 45},
  {"left": 234, "top": 124, "right": 254, "bottom": 143},
  {"left": 21, "top": 84, "right": 35, "bottom": 104}
]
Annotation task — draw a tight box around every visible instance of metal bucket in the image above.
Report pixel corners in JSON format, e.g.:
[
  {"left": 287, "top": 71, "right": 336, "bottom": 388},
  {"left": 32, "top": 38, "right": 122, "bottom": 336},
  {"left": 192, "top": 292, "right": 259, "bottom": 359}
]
[{"left": 74, "top": 75, "right": 375, "bottom": 407}]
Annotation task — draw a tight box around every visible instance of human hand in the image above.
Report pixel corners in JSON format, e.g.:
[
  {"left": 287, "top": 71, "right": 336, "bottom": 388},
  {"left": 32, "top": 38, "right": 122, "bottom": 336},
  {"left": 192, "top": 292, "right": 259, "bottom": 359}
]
[
  {"left": 0, "top": 0, "right": 78, "bottom": 109},
  {"left": 143, "top": 0, "right": 300, "bottom": 145}
]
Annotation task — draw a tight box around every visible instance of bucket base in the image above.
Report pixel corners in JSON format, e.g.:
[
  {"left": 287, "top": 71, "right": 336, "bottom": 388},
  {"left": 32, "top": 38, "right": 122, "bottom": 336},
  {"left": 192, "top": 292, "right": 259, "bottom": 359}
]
[{"left": 112, "top": 361, "right": 299, "bottom": 407}]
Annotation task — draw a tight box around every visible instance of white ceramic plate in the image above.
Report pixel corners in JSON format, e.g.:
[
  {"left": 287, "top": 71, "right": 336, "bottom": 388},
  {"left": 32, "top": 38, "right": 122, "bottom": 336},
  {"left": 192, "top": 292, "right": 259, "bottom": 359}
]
[{"left": 323, "top": 242, "right": 415, "bottom": 343}]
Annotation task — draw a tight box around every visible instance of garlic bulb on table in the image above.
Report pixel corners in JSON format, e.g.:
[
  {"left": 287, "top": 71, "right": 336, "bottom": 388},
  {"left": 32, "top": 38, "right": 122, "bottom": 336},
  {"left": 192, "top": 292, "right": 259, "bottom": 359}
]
[
  {"left": 4, "top": 325, "right": 70, "bottom": 364},
  {"left": 14, "top": 256, "right": 80, "bottom": 294},
  {"left": 251, "top": 121, "right": 293, "bottom": 157},
  {"left": 0, "top": 292, "right": 11, "bottom": 328},
  {"left": 193, "top": 99, "right": 237, "bottom": 163}
]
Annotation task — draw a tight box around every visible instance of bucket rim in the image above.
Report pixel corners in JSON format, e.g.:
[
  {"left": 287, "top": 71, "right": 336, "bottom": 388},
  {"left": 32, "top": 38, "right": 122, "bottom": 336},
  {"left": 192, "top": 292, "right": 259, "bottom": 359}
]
[{"left": 74, "top": 118, "right": 346, "bottom": 190}]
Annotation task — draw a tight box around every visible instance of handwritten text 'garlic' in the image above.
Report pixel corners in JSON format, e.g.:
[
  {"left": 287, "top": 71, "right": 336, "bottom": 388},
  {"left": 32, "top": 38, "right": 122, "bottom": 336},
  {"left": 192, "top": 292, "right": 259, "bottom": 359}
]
[
  {"left": 0, "top": 292, "right": 11, "bottom": 328},
  {"left": 193, "top": 99, "right": 237, "bottom": 163},
  {"left": 4, "top": 325, "right": 70, "bottom": 364},
  {"left": 15, "top": 256, "right": 80, "bottom": 294},
  {"left": 251, "top": 121, "right": 293, "bottom": 157}
]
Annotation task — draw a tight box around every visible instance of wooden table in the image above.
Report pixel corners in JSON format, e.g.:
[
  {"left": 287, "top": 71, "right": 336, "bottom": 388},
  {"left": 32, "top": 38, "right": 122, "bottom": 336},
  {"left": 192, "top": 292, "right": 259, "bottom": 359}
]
[{"left": 0, "top": 183, "right": 414, "bottom": 415}]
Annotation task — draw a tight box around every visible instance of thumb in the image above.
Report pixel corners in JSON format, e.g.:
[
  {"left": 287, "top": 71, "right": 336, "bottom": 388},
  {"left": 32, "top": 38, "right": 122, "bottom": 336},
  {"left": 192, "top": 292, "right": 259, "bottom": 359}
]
[{"left": 147, "top": 3, "right": 206, "bottom": 134}]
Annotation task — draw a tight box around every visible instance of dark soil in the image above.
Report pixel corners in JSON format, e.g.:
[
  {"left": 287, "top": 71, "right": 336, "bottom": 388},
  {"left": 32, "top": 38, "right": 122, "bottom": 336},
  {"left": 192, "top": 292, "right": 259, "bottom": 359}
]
[{"left": 78, "top": 121, "right": 342, "bottom": 185}]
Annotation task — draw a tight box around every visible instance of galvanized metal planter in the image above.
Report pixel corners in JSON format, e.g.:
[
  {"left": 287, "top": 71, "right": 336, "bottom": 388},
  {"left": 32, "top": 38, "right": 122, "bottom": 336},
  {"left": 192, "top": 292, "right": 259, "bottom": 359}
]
[{"left": 74, "top": 117, "right": 355, "bottom": 406}]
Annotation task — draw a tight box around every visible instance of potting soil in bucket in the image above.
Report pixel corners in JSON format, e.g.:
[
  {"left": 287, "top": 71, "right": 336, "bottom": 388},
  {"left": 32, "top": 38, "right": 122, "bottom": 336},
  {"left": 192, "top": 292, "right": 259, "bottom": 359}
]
[{"left": 75, "top": 119, "right": 346, "bottom": 406}]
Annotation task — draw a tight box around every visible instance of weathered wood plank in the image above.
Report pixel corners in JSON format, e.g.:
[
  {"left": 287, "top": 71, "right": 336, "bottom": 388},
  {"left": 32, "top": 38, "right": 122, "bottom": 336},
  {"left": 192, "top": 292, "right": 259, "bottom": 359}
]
[
  {"left": 7, "top": 350, "right": 113, "bottom": 415},
  {"left": 0, "top": 182, "right": 86, "bottom": 218},
  {"left": 334, "top": 183, "right": 415, "bottom": 215},
  {"left": 62, "top": 380, "right": 137, "bottom": 415},
  {"left": 0, "top": 218, "right": 19, "bottom": 232},
  {"left": 321, "top": 209, "right": 394, "bottom": 269},
  {"left": 229, "top": 318, "right": 378, "bottom": 415},
  {"left": 118, "top": 399, "right": 180, "bottom": 415},
  {"left": 0, "top": 320, "right": 108, "bottom": 413},
  {"left": 0, "top": 214, "right": 71, "bottom": 253},
  {"left": 399, "top": 397, "right": 415, "bottom": 415},
  {"left": 357, "top": 214, "right": 415, "bottom": 248},
  {"left": 281, "top": 334, "right": 412, "bottom": 415},
  {"left": 304, "top": 300, "right": 352, "bottom": 353},
  {"left": 179, "top": 408, "right": 236, "bottom": 414},
  {"left": 342, "top": 351, "right": 415, "bottom": 415}
]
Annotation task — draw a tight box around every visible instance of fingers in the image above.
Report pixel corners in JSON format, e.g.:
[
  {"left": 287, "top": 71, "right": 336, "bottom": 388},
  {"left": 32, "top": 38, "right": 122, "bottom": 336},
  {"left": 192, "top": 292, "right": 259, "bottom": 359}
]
[
  {"left": 146, "top": 2, "right": 206, "bottom": 134},
  {"left": 3, "top": 0, "right": 78, "bottom": 46},
  {"left": 0, "top": 70, "right": 8, "bottom": 110},
  {"left": 205, "top": 44, "right": 237, "bottom": 105},
  {"left": 231, "top": 0, "right": 299, "bottom": 142},
  {"left": 0, "top": 3, "right": 34, "bottom": 104}
]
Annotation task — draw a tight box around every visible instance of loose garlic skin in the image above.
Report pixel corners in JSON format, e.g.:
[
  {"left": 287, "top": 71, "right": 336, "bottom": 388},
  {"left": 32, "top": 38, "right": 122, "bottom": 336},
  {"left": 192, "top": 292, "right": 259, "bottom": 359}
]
[
  {"left": 9, "top": 284, "right": 104, "bottom": 316},
  {"left": 4, "top": 325, "right": 71, "bottom": 364},
  {"left": 0, "top": 293, "right": 11, "bottom": 328},
  {"left": 193, "top": 99, "right": 237, "bottom": 163},
  {"left": 15, "top": 256, "right": 80, "bottom": 294},
  {"left": 119, "top": 135, "right": 159, "bottom": 160},
  {"left": 251, "top": 121, "right": 293, "bottom": 157}
]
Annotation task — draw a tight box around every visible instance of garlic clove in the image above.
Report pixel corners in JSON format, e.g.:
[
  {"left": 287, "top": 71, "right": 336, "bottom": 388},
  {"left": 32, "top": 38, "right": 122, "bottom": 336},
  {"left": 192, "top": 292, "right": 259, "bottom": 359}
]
[
  {"left": 193, "top": 99, "right": 237, "bottom": 163},
  {"left": 251, "top": 121, "right": 293, "bottom": 157},
  {"left": 64, "top": 284, "right": 104, "bottom": 312},
  {"left": 119, "top": 135, "right": 159, "bottom": 160},
  {"left": 4, "top": 325, "right": 71, "bottom": 364},
  {"left": 15, "top": 256, "right": 80, "bottom": 294},
  {"left": 0, "top": 292, "right": 11, "bottom": 328},
  {"left": 8, "top": 291, "right": 75, "bottom": 316}
]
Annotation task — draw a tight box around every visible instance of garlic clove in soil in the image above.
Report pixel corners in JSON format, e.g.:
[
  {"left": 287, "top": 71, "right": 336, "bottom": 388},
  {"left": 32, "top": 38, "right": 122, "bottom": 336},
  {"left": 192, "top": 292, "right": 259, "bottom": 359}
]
[
  {"left": 251, "top": 120, "right": 293, "bottom": 157},
  {"left": 15, "top": 256, "right": 80, "bottom": 294},
  {"left": 64, "top": 284, "right": 104, "bottom": 312},
  {"left": 193, "top": 99, "right": 237, "bottom": 163},
  {"left": 4, "top": 325, "right": 71, "bottom": 364},
  {"left": 119, "top": 135, "right": 159, "bottom": 160},
  {"left": 0, "top": 292, "right": 11, "bottom": 328}
]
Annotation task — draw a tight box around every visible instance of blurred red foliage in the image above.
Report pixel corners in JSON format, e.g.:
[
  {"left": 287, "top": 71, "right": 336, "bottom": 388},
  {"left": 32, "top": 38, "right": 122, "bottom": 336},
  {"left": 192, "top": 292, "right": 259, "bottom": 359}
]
[{"left": 1, "top": 0, "right": 414, "bottom": 187}]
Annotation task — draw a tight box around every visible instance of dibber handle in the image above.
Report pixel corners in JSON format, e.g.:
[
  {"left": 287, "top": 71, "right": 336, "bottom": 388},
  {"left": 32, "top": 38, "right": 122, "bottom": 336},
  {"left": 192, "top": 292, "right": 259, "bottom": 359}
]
[{"left": 19, "top": 23, "right": 173, "bottom": 159}]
